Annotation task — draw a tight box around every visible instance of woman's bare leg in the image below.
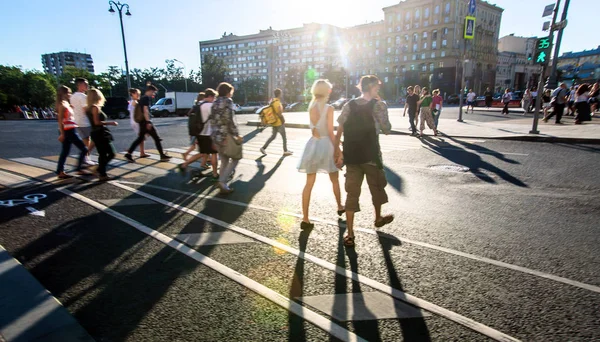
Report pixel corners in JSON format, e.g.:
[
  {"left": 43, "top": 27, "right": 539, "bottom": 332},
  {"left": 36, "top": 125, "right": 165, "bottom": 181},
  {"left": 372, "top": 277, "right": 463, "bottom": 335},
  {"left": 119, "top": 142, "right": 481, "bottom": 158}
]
[
  {"left": 328, "top": 171, "right": 344, "bottom": 211},
  {"left": 302, "top": 174, "right": 317, "bottom": 223}
]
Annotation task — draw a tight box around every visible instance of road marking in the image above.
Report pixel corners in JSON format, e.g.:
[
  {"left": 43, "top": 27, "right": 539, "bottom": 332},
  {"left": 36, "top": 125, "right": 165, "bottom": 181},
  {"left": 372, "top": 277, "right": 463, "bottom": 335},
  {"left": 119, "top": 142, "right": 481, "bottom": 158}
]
[
  {"left": 25, "top": 206, "right": 45, "bottom": 217},
  {"left": 99, "top": 198, "right": 159, "bottom": 207},
  {"left": 436, "top": 147, "right": 529, "bottom": 156},
  {"left": 298, "top": 292, "right": 430, "bottom": 321},
  {"left": 114, "top": 180, "right": 600, "bottom": 295},
  {"left": 174, "top": 232, "right": 256, "bottom": 246},
  {"left": 53, "top": 186, "right": 365, "bottom": 342},
  {"left": 110, "top": 181, "right": 521, "bottom": 342},
  {"left": 0, "top": 170, "right": 37, "bottom": 188}
]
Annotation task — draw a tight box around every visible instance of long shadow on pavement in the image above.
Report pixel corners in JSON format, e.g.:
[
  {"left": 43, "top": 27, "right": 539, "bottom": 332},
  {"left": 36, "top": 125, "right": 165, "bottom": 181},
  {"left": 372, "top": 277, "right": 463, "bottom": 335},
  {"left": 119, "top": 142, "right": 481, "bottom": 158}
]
[
  {"left": 377, "top": 231, "right": 432, "bottom": 342},
  {"left": 288, "top": 226, "right": 313, "bottom": 342},
  {"left": 421, "top": 136, "right": 528, "bottom": 187}
]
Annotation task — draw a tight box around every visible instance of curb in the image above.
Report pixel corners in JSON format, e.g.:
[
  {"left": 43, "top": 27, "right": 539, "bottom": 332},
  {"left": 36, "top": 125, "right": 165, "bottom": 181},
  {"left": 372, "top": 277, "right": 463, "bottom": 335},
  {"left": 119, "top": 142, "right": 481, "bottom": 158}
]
[
  {"left": 246, "top": 120, "right": 600, "bottom": 144},
  {"left": 0, "top": 245, "right": 94, "bottom": 342}
]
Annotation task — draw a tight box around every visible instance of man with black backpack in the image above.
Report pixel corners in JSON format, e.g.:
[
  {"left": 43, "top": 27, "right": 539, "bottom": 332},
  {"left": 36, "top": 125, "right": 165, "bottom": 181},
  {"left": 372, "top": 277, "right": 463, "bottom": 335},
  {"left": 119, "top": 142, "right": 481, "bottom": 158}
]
[
  {"left": 334, "top": 75, "right": 394, "bottom": 248},
  {"left": 125, "top": 85, "right": 171, "bottom": 162},
  {"left": 178, "top": 88, "right": 219, "bottom": 180}
]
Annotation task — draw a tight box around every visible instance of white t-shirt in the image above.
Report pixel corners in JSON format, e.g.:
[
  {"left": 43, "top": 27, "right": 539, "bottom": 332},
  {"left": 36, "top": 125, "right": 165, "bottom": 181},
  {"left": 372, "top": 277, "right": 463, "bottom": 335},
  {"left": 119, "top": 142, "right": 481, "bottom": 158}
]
[
  {"left": 531, "top": 91, "right": 538, "bottom": 98},
  {"left": 467, "top": 92, "right": 476, "bottom": 102},
  {"left": 70, "top": 92, "right": 90, "bottom": 127},
  {"left": 199, "top": 102, "right": 213, "bottom": 136},
  {"left": 576, "top": 92, "right": 589, "bottom": 103}
]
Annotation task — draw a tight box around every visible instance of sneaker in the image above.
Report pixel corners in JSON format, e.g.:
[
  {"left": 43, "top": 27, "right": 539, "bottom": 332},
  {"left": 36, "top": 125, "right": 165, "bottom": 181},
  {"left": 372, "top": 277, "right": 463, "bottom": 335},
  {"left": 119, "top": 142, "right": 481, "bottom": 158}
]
[
  {"left": 260, "top": 147, "right": 266, "bottom": 155},
  {"left": 124, "top": 153, "right": 135, "bottom": 163},
  {"left": 160, "top": 154, "right": 172, "bottom": 162},
  {"left": 283, "top": 151, "right": 293, "bottom": 156},
  {"left": 83, "top": 156, "right": 97, "bottom": 166}
]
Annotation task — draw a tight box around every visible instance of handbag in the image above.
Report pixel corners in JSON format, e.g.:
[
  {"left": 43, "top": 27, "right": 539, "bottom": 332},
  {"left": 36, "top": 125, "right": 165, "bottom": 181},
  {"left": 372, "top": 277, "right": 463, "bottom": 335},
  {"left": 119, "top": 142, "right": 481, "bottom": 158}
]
[{"left": 223, "top": 134, "right": 243, "bottom": 160}]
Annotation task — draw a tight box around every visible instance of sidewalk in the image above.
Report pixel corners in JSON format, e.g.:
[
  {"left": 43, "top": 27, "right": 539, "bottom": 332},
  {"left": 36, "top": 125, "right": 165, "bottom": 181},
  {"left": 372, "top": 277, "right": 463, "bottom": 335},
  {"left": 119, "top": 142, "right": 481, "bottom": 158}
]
[{"left": 244, "top": 109, "right": 600, "bottom": 144}]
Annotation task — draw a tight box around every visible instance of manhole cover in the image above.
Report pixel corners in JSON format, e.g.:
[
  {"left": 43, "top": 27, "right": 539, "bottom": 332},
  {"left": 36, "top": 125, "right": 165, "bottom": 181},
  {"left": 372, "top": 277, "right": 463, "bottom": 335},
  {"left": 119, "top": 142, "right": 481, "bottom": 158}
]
[{"left": 428, "top": 164, "right": 470, "bottom": 173}]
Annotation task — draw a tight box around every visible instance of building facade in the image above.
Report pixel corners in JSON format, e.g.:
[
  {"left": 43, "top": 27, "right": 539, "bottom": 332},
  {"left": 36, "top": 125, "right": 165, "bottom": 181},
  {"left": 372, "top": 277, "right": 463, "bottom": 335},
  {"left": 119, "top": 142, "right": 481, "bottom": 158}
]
[
  {"left": 199, "top": 0, "right": 503, "bottom": 102},
  {"left": 556, "top": 46, "right": 600, "bottom": 84},
  {"left": 199, "top": 23, "right": 344, "bottom": 102},
  {"left": 42, "top": 52, "right": 94, "bottom": 76},
  {"left": 495, "top": 34, "right": 540, "bottom": 91}
]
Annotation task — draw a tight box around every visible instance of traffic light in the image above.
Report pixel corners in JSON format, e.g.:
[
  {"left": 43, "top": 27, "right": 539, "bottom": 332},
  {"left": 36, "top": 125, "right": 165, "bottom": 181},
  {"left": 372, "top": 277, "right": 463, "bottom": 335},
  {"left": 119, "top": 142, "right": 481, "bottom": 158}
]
[{"left": 534, "top": 37, "right": 552, "bottom": 66}]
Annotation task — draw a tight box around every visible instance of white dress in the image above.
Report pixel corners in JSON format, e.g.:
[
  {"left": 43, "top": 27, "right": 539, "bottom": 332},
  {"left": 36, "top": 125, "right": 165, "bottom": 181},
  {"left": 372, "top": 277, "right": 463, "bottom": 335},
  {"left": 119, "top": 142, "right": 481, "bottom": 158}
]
[
  {"left": 297, "top": 103, "right": 338, "bottom": 174},
  {"left": 128, "top": 101, "right": 139, "bottom": 134}
]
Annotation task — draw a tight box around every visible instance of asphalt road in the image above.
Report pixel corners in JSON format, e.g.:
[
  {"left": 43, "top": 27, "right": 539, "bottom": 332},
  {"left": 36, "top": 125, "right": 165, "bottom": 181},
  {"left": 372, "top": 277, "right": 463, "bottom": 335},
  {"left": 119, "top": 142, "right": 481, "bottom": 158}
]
[{"left": 0, "top": 117, "right": 599, "bottom": 342}]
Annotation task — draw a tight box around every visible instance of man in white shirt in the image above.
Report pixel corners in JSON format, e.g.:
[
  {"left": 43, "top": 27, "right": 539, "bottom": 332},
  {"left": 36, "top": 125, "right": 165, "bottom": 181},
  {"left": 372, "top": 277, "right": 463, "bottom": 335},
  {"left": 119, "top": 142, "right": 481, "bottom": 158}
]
[
  {"left": 466, "top": 89, "right": 476, "bottom": 113},
  {"left": 70, "top": 78, "right": 95, "bottom": 166},
  {"left": 529, "top": 88, "right": 538, "bottom": 113}
]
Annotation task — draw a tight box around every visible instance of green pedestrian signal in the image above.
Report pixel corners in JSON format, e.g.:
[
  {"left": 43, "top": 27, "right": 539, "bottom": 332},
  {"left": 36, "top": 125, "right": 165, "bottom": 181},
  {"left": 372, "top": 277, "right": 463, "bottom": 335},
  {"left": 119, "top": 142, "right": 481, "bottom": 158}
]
[
  {"left": 534, "top": 37, "right": 552, "bottom": 66},
  {"left": 536, "top": 51, "right": 547, "bottom": 63}
]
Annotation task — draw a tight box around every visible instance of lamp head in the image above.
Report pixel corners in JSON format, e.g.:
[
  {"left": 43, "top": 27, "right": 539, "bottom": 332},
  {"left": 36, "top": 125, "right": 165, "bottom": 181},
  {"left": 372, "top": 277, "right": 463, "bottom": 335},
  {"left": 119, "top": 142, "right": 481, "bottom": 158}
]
[
  {"left": 125, "top": 10, "right": 131, "bottom": 16},
  {"left": 108, "top": 6, "right": 115, "bottom": 13}
]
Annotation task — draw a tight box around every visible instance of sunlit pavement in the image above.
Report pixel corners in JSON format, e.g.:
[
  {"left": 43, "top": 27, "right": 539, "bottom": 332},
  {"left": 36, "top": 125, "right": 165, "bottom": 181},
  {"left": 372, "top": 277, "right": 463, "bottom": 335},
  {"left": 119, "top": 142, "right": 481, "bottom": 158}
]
[{"left": 0, "top": 118, "right": 599, "bottom": 341}]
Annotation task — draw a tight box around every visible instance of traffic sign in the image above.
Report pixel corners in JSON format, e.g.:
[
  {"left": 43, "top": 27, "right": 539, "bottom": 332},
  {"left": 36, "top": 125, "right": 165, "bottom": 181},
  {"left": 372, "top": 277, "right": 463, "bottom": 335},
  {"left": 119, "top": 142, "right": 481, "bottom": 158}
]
[
  {"left": 468, "top": 0, "right": 476, "bottom": 15},
  {"left": 464, "top": 16, "right": 476, "bottom": 40},
  {"left": 542, "top": 4, "right": 554, "bottom": 17},
  {"left": 534, "top": 37, "right": 552, "bottom": 66}
]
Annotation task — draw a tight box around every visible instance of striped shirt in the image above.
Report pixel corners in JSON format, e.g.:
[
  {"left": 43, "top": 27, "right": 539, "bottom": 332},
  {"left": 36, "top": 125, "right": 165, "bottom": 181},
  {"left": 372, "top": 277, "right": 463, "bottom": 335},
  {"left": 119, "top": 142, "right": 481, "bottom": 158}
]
[{"left": 62, "top": 102, "right": 78, "bottom": 130}]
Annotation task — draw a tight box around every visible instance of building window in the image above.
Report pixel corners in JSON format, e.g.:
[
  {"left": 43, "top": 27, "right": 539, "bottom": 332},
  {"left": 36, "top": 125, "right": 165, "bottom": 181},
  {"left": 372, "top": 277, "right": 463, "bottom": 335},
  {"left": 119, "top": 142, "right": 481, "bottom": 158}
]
[
  {"left": 387, "top": 37, "right": 392, "bottom": 43},
  {"left": 432, "top": 30, "right": 438, "bottom": 39},
  {"left": 439, "top": 62, "right": 444, "bottom": 67},
  {"left": 413, "top": 33, "right": 418, "bottom": 42},
  {"left": 424, "top": 20, "right": 429, "bottom": 27},
  {"left": 422, "top": 64, "right": 427, "bottom": 71},
  {"left": 431, "top": 52, "right": 436, "bottom": 58},
  {"left": 432, "top": 41, "right": 437, "bottom": 49},
  {"left": 396, "top": 13, "right": 401, "bottom": 21},
  {"left": 425, "top": 8, "right": 430, "bottom": 18},
  {"left": 411, "top": 64, "right": 415, "bottom": 70},
  {"left": 445, "top": 2, "right": 451, "bottom": 14},
  {"left": 413, "top": 44, "right": 418, "bottom": 52},
  {"left": 415, "top": 9, "right": 420, "bottom": 19},
  {"left": 404, "top": 56, "right": 408, "bottom": 61},
  {"left": 421, "top": 53, "right": 426, "bottom": 59},
  {"left": 430, "top": 63, "right": 435, "bottom": 71},
  {"left": 387, "top": 47, "right": 392, "bottom": 53},
  {"left": 441, "top": 51, "right": 446, "bottom": 57},
  {"left": 423, "top": 32, "right": 428, "bottom": 39},
  {"left": 423, "top": 42, "right": 428, "bottom": 49},
  {"left": 435, "top": 5, "right": 440, "bottom": 14},
  {"left": 412, "top": 55, "right": 417, "bottom": 61},
  {"left": 406, "top": 12, "right": 410, "bottom": 20}
]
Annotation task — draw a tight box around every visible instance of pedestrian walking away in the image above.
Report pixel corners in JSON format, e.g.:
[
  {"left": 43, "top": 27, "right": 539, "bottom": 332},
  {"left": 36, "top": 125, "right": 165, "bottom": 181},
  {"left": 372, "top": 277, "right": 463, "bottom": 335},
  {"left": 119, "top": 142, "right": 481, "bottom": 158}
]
[
  {"left": 544, "top": 83, "right": 569, "bottom": 124},
  {"left": 413, "top": 85, "right": 421, "bottom": 129},
  {"left": 418, "top": 88, "right": 437, "bottom": 136},
  {"left": 124, "top": 85, "right": 171, "bottom": 163},
  {"left": 297, "top": 80, "right": 344, "bottom": 230},
  {"left": 179, "top": 89, "right": 219, "bottom": 181},
  {"left": 466, "top": 89, "right": 476, "bottom": 113},
  {"left": 70, "top": 78, "right": 96, "bottom": 166},
  {"left": 335, "top": 75, "right": 394, "bottom": 248},
  {"left": 484, "top": 87, "right": 493, "bottom": 108},
  {"left": 501, "top": 88, "right": 512, "bottom": 115},
  {"left": 211, "top": 82, "right": 243, "bottom": 194},
  {"left": 431, "top": 89, "right": 443, "bottom": 129},
  {"left": 86, "top": 88, "right": 118, "bottom": 181},
  {"left": 521, "top": 89, "right": 532, "bottom": 115},
  {"left": 182, "top": 92, "right": 206, "bottom": 164},
  {"left": 574, "top": 84, "right": 592, "bottom": 124},
  {"left": 128, "top": 88, "right": 149, "bottom": 158},
  {"left": 260, "top": 88, "right": 293, "bottom": 156},
  {"left": 403, "top": 86, "right": 419, "bottom": 136},
  {"left": 567, "top": 86, "right": 577, "bottom": 116},
  {"left": 55, "top": 85, "right": 89, "bottom": 179}
]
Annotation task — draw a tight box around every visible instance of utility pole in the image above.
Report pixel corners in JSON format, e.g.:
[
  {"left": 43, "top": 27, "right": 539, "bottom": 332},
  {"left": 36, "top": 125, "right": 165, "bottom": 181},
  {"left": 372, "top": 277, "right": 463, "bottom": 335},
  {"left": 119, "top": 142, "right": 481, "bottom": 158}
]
[
  {"left": 458, "top": 41, "right": 467, "bottom": 122},
  {"left": 547, "top": 0, "right": 570, "bottom": 89}
]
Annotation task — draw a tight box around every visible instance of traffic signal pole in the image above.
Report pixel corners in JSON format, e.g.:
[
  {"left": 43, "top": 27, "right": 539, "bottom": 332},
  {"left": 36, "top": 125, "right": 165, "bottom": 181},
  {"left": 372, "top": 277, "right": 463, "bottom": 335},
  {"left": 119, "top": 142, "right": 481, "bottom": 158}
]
[
  {"left": 530, "top": 65, "right": 546, "bottom": 134},
  {"left": 547, "top": 0, "right": 570, "bottom": 89}
]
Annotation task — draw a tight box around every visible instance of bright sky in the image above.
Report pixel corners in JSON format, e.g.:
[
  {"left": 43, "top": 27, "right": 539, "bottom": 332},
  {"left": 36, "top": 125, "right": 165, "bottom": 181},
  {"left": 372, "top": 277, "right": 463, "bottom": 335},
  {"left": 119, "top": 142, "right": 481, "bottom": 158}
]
[{"left": 0, "top": 0, "right": 592, "bottom": 74}]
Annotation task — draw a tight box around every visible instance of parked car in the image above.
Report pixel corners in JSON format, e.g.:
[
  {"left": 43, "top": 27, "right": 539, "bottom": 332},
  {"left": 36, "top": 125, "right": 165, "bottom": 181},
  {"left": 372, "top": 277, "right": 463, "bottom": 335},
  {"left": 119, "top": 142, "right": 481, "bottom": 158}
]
[
  {"left": 331, "top": 98, "right": 349, "bottom": 110},
  {"left": 232, "top": 103, "right": 242, "bottom": 113},
  {"left": 239, "top": 102, "right": 265, "bottom": 113},
  {"left": 151, "top": 92, "right": 197, "bottom": 117},
  {"left": 285, "top": 102, "right": 309, "bottom": 112},
  {"left": 446, "top": 94, "right": 460, "bottom": 104},
  {"left": 104, "top": 97, "right": 130, "bottom": 119}
]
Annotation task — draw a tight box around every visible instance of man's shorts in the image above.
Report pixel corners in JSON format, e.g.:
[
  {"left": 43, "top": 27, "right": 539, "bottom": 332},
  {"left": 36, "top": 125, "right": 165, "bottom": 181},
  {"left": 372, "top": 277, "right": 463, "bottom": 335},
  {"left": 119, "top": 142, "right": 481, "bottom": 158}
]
[
  {"left": 467, "top": 101, "right": 475, "bottom": 106},
  {"left": 197, "top": 135, "right": 217, "bottom": 154},
  {"left": 344, "top": 163, "right": 388, "bottom": 213},
  {"left": 77, "top": 126, "right": 91, "bottom": 139}
]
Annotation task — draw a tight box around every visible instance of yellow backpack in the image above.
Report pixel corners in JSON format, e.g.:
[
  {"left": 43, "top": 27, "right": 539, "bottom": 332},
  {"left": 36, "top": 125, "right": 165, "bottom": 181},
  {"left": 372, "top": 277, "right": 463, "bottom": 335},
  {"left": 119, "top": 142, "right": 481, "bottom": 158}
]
[{"left": 258, "top": 99, "right": 279, "bottom": 126}]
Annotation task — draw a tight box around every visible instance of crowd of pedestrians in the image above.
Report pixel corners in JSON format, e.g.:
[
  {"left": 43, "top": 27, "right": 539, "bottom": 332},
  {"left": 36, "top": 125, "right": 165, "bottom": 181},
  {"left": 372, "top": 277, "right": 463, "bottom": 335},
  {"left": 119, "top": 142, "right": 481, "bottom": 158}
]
[{"left": 402, "top": 84, "right": 443, "bottom": 137}]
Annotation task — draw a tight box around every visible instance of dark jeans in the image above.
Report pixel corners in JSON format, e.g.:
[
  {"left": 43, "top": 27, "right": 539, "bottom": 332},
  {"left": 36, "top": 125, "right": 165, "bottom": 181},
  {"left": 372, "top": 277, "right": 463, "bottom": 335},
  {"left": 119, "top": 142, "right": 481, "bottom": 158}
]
[
  {"left": 502, "top": 102, "right": 510, "bottom": 114},
  {"left": 93, "top": 133, "right": 115, "bottom": 177},
  {"left": 263, "top": 125, "right": 288, "bottom": 151},
  {"left": 546, "top": 103, "right": 565, "bottom": 123},
  {"left": 408, "top": 110, "right": 417, "bottom": 133},
  {"left": 57, "top": 129, "right": 88, "bottom": 174},
  {"left": 128, "top": 122, "right": 164, "bottom": 156}
]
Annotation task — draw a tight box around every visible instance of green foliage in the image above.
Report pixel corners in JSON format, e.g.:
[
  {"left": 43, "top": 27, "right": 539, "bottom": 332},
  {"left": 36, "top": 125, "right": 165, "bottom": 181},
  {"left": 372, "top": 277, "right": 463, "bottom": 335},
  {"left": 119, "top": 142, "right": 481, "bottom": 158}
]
[
  {"left": 0, "top": 65, "right": 55, "bottom": 108},
  {"left": 200, "top": 54, "right": 229, "bottom": 89},
  {"left": 322, "top": 66, "right": 347, "bottom": 100},
  {"left": 233, "top": 77, "right": 268, "bottom": 104},
  {"left": 281, "top": 67, "right": 304, "bottom": 103}
]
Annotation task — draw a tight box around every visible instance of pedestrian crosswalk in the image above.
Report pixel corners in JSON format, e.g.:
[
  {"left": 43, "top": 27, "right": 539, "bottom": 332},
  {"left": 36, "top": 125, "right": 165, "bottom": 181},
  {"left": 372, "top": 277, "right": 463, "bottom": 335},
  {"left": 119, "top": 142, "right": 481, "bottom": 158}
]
[{"left": 2, "top": 136, "right": 488, "bottom": 181}]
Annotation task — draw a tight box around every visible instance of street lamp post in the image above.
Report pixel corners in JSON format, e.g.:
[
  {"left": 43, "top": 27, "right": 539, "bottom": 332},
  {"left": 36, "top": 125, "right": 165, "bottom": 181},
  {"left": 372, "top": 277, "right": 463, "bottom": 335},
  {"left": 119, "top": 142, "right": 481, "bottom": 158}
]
[
  {"left": 108, "top": 1, "right": 132, "bottom": 92},
  {"left": 173, "top": 59, "right": 188, "bottom": 92}
]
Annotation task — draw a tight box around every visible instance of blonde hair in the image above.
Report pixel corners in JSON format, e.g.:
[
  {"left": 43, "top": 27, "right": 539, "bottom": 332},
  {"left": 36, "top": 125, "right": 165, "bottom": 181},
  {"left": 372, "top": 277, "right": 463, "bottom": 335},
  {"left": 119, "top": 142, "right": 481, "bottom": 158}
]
[
  {"left": 87, "top": 88, "right": 106, "bottom": 108},
  {"left": 309, "top": 79, "right": 332, "bottom": 109}
]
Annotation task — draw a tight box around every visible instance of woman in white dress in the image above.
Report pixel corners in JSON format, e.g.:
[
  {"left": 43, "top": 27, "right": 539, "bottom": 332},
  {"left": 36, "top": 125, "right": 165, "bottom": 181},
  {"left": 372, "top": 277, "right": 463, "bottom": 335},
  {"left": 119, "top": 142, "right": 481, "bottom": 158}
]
[
  {"left": 128, "top": 88, "right": 149, "bottom": 158},
  {"left": 297, "top": 80, "right": 344, "bottom": 229}
]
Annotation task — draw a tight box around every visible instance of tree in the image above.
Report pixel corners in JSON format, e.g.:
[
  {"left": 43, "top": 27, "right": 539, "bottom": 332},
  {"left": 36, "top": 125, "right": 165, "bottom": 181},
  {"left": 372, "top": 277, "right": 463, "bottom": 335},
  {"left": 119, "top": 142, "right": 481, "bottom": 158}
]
[
  {"left": 23, "top": 72, "right": 55, "bottom": 107},
  {"left": 0, "top": 66, "right": 55, "bottom": 109},
  {"left": 233, "top": 77, "right": 268, "bottom": 104},
  {"left": 282, "top": 67, "right": 304, "bottom": 103},
  {"left": 200, "top": 54, "right": 228, "bottom": 89},
  {"left": 322, "top": 66, "right": 347, "bottom": 100}
]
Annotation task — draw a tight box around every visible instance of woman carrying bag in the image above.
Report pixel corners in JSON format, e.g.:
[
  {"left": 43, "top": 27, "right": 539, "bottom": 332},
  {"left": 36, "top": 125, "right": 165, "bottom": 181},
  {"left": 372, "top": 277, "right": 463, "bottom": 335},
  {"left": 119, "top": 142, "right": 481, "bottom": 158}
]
[
  {"left": 86, "top": 88, "right": 118, "bottom": 181},
  {"left": 211, "top": 82, "right": 242, "bottom": 194}
]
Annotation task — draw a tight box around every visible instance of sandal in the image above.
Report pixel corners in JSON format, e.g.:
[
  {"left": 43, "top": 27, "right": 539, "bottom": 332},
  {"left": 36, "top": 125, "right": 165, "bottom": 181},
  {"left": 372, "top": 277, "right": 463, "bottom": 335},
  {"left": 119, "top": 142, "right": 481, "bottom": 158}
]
[
  {"left": 375, "top": 215, "right": 395, "bottom": 228},
  {"left": 300, "top": 221, "right": 314, "bottom": 230},
  {"left": 343, "top": 235, "right": 355, "bottom": 247},
  {"left": 139, "top": 154, "right": 151, "bottom": 158}
]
